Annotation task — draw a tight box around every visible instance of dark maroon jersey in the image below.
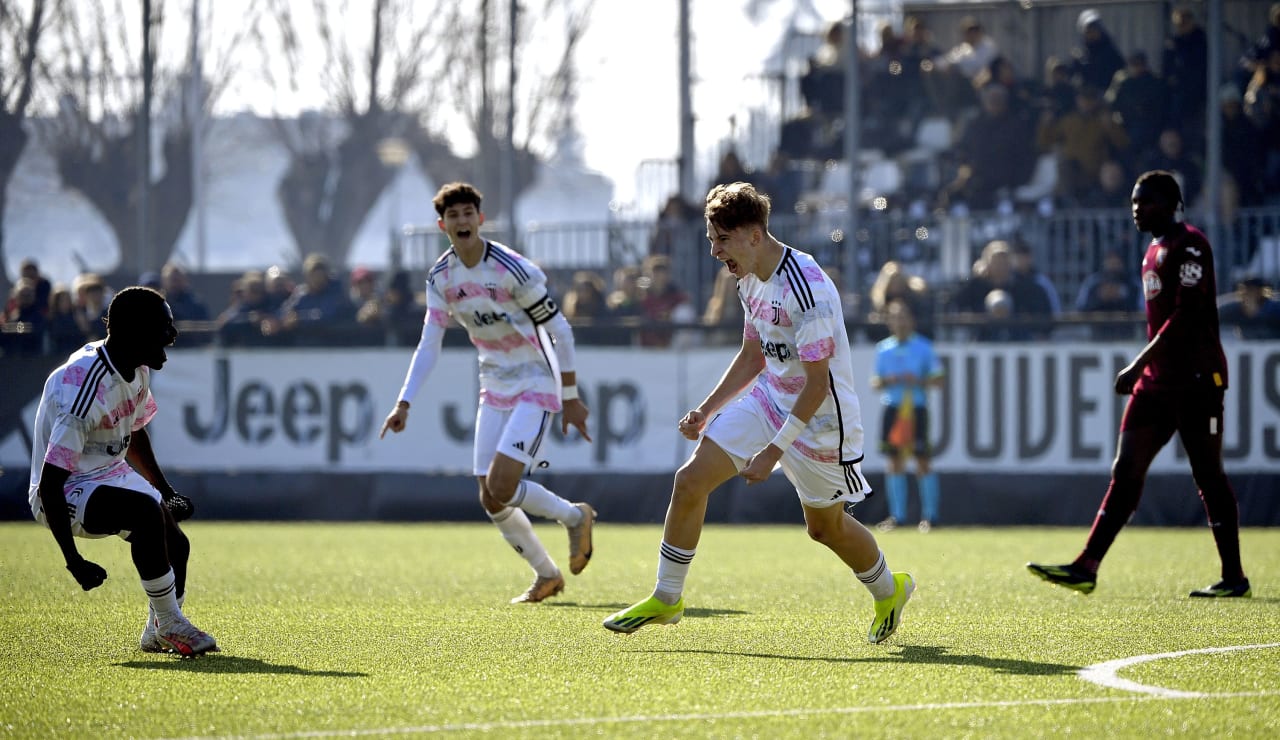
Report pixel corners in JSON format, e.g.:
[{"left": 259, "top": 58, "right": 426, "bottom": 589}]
[{"left": 1137, "top": 222, "right": 1228, "bottom": 392}]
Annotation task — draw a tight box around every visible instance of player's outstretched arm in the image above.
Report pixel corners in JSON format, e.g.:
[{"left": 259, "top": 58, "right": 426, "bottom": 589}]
[
  {"left": 683, "top": 341, "right": 766, "bottom": 441},
  {"left": 380, "top": 401, "right": 410, "bottom": 438}
]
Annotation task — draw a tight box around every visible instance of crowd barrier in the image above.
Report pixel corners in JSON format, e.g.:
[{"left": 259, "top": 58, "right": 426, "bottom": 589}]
[{"left": 2, "top": 342, "right": 1277, "bottom": 526}]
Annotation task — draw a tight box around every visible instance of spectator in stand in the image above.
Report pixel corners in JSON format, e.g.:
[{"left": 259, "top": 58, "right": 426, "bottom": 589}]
[
  {"left": 1040, "top": 57, "right": 1078, "bottom": 123},
  {"left": 898, "top": 15, "right": 943, "bottom": 121},
  {"left": 948, "top": 241, "right": 1053, "bottom": 341},
  {"left": 1244, "top": 47, "right": 1280, "bottom": 196},
  {"left": 864, "top": 21, "right": 915, "bottom": 155},
  {"left": 1069, "top": 9, "right": 1125, "bottom": 94},
  {"left": 638, "top": 254, "right": 695, "bottom": 348},
  {"left": 72, "top": 272, "right": 110, "bottom": 342},
  {"left": 159, "top": 262, "right": 211, "bottom": 346},
  {"left": 1238, "top": 3, "right": 1280, "bottom": 90},
  {"left": 759, "top": 150, "right": 804, "bottom": 216},
  {"left": 349, "top": 267, "right": 380, "bottom": 320},
  {"left": 15, "top": 258, "right": 52, "bottom": 316},
  {"left": 47, "top": 284, "right": 87, "bottom": 354},
  {"left": 1010, "top": 241, "right": 1062, "bottom": 317},
  {"left": 606, "top": 265, "right": 642, "bottom": 321},
  {"left": 973, "top": 55, "right": 1035, "bottom": 119},
  {"left": 1075, "top": 248, "right": 1143, "bottom": 341},
  {"left": 866, "top": 260, "right": 933, "bottom": 341},
  {"left": 1220, "top": 85, "right": 1265, "bottom": 208},
  {"left": 941, "top": 16, "right": 998, "bottom": 82},
  {"left": 1218, "top": 276, "right": 1280, "bottom": 340},
  {"left": 269, "top": 253, "right": 356, "bottom": 344},
  {"left": 1106, "top": 51, "right": 1170, "bottom": 167},
  {"left": 262, "top": 265, "right": 295, "bottom": 314},
  {"left": 217, "top": 270, "right": 273, "bottom": 347},
  {"left": 649, "top": 195, "right": 703, "bottom": 257},
  {"left": 378, "top": 270, "right": 425, "bottom": 347},
  {"left": 799, "top": 20, "right": 846, "bottom": 121},
  {"left": 1077, "top": 159, "right": 1132, "bottom": 209},
  {"left": 941, "top": 84, "right": 1036, "bottom": 211},
  {"left": 159, "top": 263, "right": 210, "bottom": 323},
  {"left": 935, "top": 16, "right": 995, "bottom": 115},
  {"left": 1038, "top": 84, "right": 1129, "bottom": 206},
  {"left": 1213, "top": 83, "right": 1264, "bottom": 207},
  {"left": 3, "top": 277, "right": 46, "bottom": 355},
  {"left": 563, "top": 270, "right": 622, "bottom": 346},
  {"left": 701, "top": 265, "right": 745, "bottom": 346},
  {"left": 1163, "top": 6, "right": 1209, "bottom": 146},
  {"left": 1140, "top": 129, "right": 1202, "bottom": 209}
]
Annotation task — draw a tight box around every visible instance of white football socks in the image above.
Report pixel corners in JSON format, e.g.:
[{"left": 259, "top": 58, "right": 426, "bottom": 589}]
[
  {"left": 508, "top": 480, "right": 581, "bottom": 524},
  {"left": 141, "top": 569, "right": 181, "bottom": 626},
  {"left": 489, "top": 506, "right": 559, "bottom": 578},
  {"left": 653, "top": 541, "right": 696, "bottom": 605},
  {"left": 855, "top": 551, "right": 896, "bottom": 601}
]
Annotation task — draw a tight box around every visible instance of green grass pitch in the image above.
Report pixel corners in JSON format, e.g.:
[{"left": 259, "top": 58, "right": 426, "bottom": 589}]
[{"left": 2, "top": 522, "right": 1278, "bottom": 738}]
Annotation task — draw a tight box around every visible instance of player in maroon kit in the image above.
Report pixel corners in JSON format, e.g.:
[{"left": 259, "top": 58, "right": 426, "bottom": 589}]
[{"left": 1027, "top": 170, "right": 1251, "bottom": 598}]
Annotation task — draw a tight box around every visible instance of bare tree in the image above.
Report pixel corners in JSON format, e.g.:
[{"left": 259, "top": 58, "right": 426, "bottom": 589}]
[
  {"left": 0, "top": 0, "right": 52, "bottom": 292},
  {"left": 257, "top": 0, "right": 595, "bottom": 264},
  {"left": 430, "top": 0, "right": 595, "bottom": 217},
  {"left": 256, "top": 0, "right": 444, "bottom": 266},
  {"left": 31, "top": 0, "right": 251, "bottom": 279}
]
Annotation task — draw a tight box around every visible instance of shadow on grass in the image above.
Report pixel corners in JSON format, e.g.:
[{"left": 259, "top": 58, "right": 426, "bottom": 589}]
[
  {"left": 636, "top": 645, "right": 1079, "bottom": 676},
  {"left": 114, "top": 654, "right": 367, "bottom": 677},
  {"left": 545, "top": 602, "right": 749, "bottom": 618}
]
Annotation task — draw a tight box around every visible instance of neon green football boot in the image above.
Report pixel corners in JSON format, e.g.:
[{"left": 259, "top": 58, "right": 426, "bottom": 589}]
[
  {"left": 869, "top": 572, "right": 915, "bottom": 644},
  {"left": 602, "top": 595, "right": 685, "bottom": 634}
]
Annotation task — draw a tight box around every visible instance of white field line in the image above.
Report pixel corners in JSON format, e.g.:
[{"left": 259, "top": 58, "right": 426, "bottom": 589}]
[
  {"left": 1076, "top": 642, "right": 1280, "bottom": 698},
  {"left": 166, "top": 690, "right": 1280, "bottom": 739}
]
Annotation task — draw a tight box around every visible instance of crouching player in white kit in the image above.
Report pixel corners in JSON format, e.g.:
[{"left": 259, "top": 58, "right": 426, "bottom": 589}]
[
  {"left": 30, "top": 286, "right": 218, "bottom": 656},
  {"left": 603, "top": 182, "right": 915, "bottom": 644},
  {"left": 380, "top": 182, "right": 596, "bottom": 604}
]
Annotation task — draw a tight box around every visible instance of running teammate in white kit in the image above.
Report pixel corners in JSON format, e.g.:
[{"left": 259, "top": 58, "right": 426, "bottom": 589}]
[
  {"left": 602, "top": 182, "right": 915, "bottom": 644},
  {"left": 380, "top": 182, "right": 596, "bottom": 604}
]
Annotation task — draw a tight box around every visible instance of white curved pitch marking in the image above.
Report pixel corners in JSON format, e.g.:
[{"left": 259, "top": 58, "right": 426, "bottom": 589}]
[{"left": 1079, "top": 643, "right": 1280, "bottom": 697}]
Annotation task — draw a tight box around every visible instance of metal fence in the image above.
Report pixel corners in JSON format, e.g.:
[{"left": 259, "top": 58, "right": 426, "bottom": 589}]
[{"left": 398, "top": 204, "right": 1280, "bottom": 314}]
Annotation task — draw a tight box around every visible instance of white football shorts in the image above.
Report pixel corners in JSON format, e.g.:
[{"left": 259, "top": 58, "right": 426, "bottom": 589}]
[
  {"left": 31, "top": 467, "right": 162, "bottom": 540},
  {"left": 704, "top": 395, "right": 871, "bottom": 509},
  {"left": 473, "top": 401, "right": 554, "bottom": 476}
]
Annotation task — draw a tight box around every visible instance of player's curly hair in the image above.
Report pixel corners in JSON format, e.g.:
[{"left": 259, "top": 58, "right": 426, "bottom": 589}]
[
  {"left": 433, "top": 182, "right": 483, "bottom": 216},
  {"left": 105, "top": 286, "right": 166, "bottom": 336},
  {"left": 705, "top": 181, "right": 771, "bottom": 232},
  {"left": 1136, "top": 170, "right": 1184, "bottom": 210}
]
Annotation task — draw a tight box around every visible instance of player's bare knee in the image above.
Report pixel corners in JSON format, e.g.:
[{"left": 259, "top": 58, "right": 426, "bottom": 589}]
[
  {"left": 671, "top": 464, "right": 712, "bottom": 505},
  {"left": 805, "top": 521, "right": 833, "bottom": 544}
]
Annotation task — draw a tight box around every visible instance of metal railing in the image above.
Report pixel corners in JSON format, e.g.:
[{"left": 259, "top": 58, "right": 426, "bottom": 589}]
[{"left": 397, "top": 205, "right": 1280, "bottom": 313}]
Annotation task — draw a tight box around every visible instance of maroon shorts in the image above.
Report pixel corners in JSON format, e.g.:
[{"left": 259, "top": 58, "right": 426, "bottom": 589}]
[{"left": 1120, "top": 388, "right": 1224, "bottom": 452}]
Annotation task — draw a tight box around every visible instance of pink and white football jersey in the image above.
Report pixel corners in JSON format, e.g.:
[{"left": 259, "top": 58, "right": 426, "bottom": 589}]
[
  {"left": 737, "top": 246, "right": 864, "bottom": 464},
  {"left": 29, "top": 341, "right": 158, "bottom": 506},
  {"left": 425, "top": 240, "right": 561, "bottom": 412}
]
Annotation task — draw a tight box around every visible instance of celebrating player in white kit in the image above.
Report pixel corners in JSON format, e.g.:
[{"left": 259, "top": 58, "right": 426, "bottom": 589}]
[
  {"left": 603, "top": 182, "right": 914, "bottom": 643},
  {"left": 380, "top": 182, "right": 596, "bottom": 604},
  {"left": 30, "top": 286, "right": 218, "bottom": 656}
]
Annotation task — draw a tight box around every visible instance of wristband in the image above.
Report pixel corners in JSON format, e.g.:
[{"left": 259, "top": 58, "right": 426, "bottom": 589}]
[
  {"left": 396, "top": 400, "right": 411, "bottom": 410},
  {"left": 769, "top": 414, "right": 805, "bottom": 450},
  {"left": 561, "top": 385, "right": 579, "bottom": 401}
]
